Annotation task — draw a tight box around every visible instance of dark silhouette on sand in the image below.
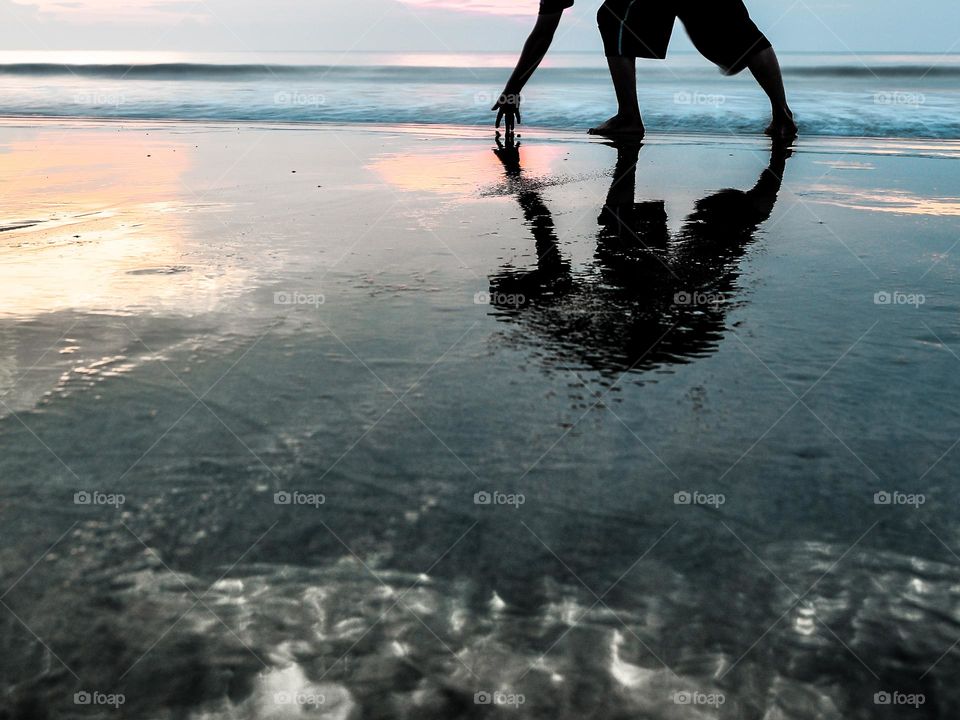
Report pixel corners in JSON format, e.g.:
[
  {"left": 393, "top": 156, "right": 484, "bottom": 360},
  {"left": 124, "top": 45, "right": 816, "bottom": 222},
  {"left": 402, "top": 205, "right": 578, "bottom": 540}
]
[{"left": 486, "top": 137, "right": 790, "bottom": 375}]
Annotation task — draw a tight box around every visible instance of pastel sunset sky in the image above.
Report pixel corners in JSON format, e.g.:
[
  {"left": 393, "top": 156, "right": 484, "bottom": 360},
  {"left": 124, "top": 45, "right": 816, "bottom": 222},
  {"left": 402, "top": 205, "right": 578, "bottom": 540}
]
[{"left": 0, "top": 0, "right": 956, "bottom": 52}]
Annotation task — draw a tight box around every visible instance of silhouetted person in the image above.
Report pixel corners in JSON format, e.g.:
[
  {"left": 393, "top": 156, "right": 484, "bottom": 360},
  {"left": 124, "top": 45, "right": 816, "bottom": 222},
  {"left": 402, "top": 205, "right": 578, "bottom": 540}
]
[
  {"left": 487, "top": 139, "right": 790, "bottom": 375},
  {"left": 492, "top": 0, "right": 797, "bottom": 140}
]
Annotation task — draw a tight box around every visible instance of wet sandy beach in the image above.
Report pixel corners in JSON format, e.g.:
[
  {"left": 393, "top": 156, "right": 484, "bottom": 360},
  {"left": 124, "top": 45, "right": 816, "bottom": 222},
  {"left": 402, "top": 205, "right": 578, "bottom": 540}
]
[{"left": 1, "top": 120, "right": 960, "bottom": 719}]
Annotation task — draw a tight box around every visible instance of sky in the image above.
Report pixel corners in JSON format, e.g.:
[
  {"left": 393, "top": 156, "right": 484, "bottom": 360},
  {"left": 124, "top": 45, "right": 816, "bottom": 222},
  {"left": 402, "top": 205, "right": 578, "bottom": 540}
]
[{"left": 0, "top": 0, "right": 957, "bottom": 54}]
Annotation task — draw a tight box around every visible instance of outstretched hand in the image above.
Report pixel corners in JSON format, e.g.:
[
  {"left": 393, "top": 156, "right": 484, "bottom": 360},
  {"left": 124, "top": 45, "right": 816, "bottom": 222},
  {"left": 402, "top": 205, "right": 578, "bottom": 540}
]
[{"left": 492, "top": 93, "right": 522, "bottom": 135}]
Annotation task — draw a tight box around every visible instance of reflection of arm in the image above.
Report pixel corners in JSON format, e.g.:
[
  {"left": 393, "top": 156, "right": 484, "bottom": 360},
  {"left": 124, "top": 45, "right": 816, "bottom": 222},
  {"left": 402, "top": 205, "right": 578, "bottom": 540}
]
[
  {"left": 493, "top": 141, "right": 568, "bottom": 278},
  {"left": 519, "top": 192, "right": 568, "bottom": 275}
]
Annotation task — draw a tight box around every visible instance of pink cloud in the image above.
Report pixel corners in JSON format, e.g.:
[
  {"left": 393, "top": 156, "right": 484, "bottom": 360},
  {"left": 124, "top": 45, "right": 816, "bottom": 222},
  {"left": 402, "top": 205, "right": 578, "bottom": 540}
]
[
  {"left": 11, "top": 0, "right": 205, "bottom": 22},
  {"left": 398, "top": 0, "right": 540, "bottom": 17}
]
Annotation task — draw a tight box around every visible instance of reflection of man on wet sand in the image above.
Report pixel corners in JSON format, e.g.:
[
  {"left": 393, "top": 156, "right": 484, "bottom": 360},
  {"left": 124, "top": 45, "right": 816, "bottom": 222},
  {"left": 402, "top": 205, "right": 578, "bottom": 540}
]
[{"left": 488, "top": 138, "right": 790, "bottom": 375}]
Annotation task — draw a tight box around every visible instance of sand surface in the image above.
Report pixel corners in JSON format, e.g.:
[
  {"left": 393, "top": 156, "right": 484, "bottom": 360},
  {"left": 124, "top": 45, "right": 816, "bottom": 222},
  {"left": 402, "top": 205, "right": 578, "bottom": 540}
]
[{"left": 1, "top": 121, "right": 960, "bottom": 719}]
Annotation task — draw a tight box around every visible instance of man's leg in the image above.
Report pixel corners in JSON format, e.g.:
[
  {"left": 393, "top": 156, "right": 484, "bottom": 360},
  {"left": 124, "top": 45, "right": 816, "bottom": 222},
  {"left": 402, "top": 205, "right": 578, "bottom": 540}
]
[
  {"left": 746, "top": 46, "right": 797, "bottom": 139},
  {"left": 681, "top": 0, "right": 798, "bottom": 139},
  {"left": 589, "top": 57, "right": 646, "bottom": 136},
  {"left": 591, "top": 0, "right": 663, "bottom": 136}
]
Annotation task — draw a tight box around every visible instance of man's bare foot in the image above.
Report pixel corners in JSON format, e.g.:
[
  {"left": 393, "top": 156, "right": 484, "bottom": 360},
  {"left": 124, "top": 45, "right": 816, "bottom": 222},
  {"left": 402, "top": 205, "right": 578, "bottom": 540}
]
[
  {"left": 764, "top": 112, "right": 798, "bottom": 141},
  {"left": 588, "top": 114, "right": 645, "bottom": 137}
]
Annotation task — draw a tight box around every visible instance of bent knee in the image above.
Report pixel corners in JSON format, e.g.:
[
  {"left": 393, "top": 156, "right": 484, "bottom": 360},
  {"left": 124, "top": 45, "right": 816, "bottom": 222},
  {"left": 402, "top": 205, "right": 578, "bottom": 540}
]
[
  {"left": 597, "top": 3, "right": 616, "bottom": 32},
  {"left": 599, "top": 3, "right": 632, "bottom": 57}
]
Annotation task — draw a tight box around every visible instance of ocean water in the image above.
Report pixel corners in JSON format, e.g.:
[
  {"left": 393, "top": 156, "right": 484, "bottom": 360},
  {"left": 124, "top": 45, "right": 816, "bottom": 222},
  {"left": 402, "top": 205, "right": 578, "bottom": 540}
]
[
  {"left": 0, "top": 50, "right": 958, "bottom": 138},
  {"left": 1, "top": 122, "right": 960, "bottom": 719}
]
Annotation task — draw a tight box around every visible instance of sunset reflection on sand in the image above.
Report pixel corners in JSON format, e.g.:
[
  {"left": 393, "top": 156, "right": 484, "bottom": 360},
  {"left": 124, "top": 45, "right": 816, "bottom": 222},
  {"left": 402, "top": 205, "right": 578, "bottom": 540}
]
[{"left": 0, "top": 128, "right": 241, "bottom": 319}]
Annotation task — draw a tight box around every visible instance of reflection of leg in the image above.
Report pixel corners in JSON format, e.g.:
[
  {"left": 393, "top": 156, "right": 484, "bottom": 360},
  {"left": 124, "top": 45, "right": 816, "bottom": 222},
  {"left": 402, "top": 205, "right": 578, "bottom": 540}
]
[
  {"left": 589, "top": 57, "right": 646, "bottom": 137},
  {"left": 607, "top": 142, "right": 641, "bottom": 205},
  {"left": 679, "top": 143, "right": 790, "bottom": 257},
  {"left": 599, "top": 144, "right": 639, "bottom": 231},
  {"left": 746, "top": 47, "right": 797, "bottom": 139},
  {"left": 599, "top": 144, "right": 670, "bottom": 251},
  {"left": 745, "top": 143, "right": 790, "bottom": 211}
]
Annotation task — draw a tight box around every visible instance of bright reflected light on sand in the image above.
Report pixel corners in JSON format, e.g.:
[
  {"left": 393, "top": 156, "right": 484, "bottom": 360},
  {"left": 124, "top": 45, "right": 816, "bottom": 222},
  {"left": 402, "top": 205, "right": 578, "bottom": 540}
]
[
  {"left": 810, "top": 186, "right": 960, "bottom": 216},
  {"left": 369, "top": 145, "right": 565, "bottom": 195},
  {"left": 0, "top": 129, "right": 217, "bottom": 319}
]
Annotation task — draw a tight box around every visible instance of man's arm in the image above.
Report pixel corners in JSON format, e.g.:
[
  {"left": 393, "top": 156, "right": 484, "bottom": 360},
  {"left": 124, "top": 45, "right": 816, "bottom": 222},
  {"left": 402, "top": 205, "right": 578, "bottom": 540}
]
[{"left": 493, "top": 11, "right": 564, "bottom": 134}]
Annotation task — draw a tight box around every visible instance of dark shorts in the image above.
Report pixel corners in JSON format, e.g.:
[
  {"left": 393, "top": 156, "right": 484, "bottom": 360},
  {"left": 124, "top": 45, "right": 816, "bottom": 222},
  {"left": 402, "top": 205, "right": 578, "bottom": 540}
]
[{"left": 596, "top": 0, "right": 772, "bottom": 74}]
